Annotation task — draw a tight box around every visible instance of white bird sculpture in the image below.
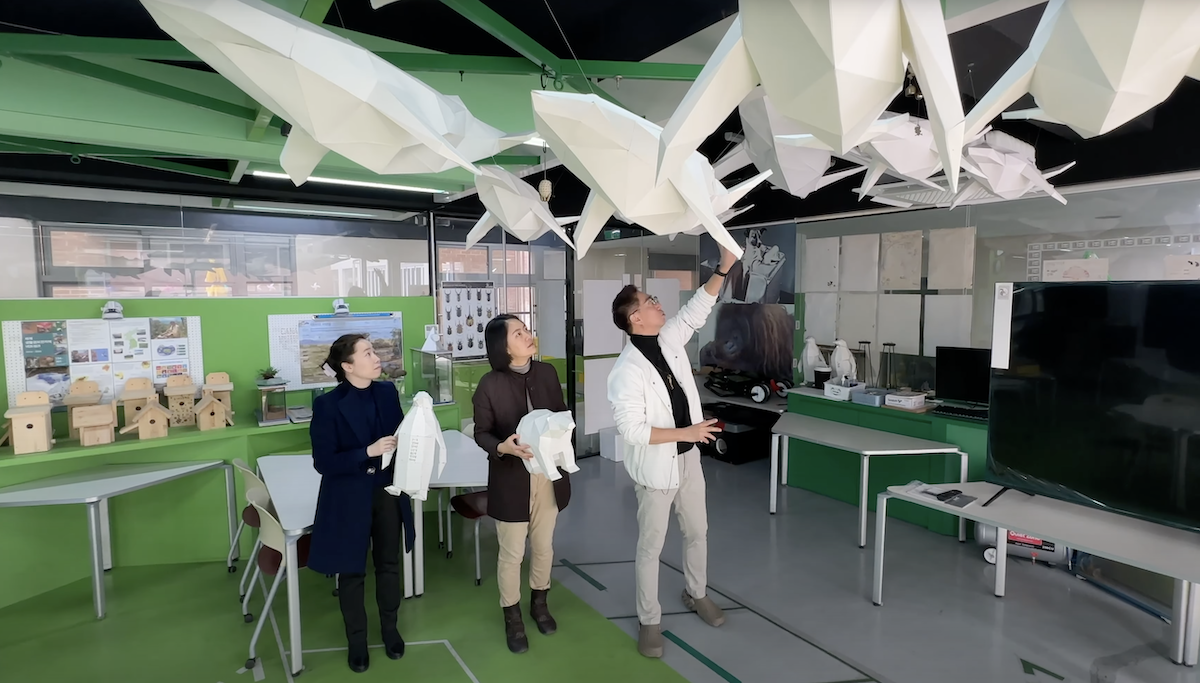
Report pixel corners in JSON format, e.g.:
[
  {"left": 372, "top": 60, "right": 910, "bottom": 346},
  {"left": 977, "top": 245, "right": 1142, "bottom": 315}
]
[
  {"left": 385, "top": 392, "right": 446, "bottom": 502},
  {"left": 831, "top": 340, "right": 857, "bottom": 385},
  {"left": 465, "top": 166, "right": 578, "bottom": 250}
]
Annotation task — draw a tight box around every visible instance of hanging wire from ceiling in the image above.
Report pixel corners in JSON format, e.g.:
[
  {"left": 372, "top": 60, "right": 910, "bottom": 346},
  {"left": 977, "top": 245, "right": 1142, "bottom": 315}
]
[
  {"left": 0, "top": 20, "right": 61, "bottom": 34},
  {"left": 542, "top": 0, "right": 594, "bottom": 95}
]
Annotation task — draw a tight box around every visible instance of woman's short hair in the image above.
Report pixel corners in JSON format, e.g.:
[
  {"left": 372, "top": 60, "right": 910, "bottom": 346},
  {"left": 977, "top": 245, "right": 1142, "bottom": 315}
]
[
  {"left": 324, "top": 333, "right": 368, "bottom": 383},
  {"left": 484, "top": 314, "right": 521, "bottom": 372}
]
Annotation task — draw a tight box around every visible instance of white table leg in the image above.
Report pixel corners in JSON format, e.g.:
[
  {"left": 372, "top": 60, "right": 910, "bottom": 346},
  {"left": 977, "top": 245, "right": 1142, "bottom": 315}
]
[
  {"left": 1171, "top": 580, "right": 1189, "bottom": 664},
  {"left": 285, "top": 539, "right": 302, "bottom": 675},
  {"left": 958, "top": 451, "right": 968, "bottom": 543},
  {"left": 437, "top": 490, "right": 444, "bottom": 549},
  {"left": 98, "top": 498, "right": 112, "bottom": 571},
  {"left": 769, "top": 434, "right": 779, "bottom": 514},
  {"left": 872, "top": 493, "right": 889, "bottom": 605},
  {"left": 224, "top": 464, "right": 239, "bottom": 562},
  {"left": 415, "top": 496, "right": 425, "bottom": 596},
  {"left": 1183, "top": 579, "right": 1200, "bottom": 666},
  {"left": 404, "top": 499, "right": 415, "bottom": 599},
  {"left": 859, "top": 454, "right": 870, "bottom": 548},
  {"left": 994, "top": 526, "right": 1008, "bottom": 597},
  {"left": 781, "top": 435, "right": 789, "bottom": 485},
  {"left": 87, "top": 501, "right": 106, "bottom": 619},
  {"left": 447, "top": 487, "right": 455, "bottom": 558}
]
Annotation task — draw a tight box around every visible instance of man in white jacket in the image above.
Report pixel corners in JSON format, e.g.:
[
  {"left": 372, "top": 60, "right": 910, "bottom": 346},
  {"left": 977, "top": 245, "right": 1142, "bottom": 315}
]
[{"left": 607, "top": 246, "right": 736, "bottom": 658}]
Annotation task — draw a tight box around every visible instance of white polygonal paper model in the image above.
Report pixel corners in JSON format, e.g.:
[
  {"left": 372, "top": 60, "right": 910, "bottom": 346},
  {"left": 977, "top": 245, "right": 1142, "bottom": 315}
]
[
  {"left": 657, "top": 1, "right": 964, "bottom": 192},
  {"left": 385, "top": 392, "right": 446, "bottom": 502},
  {"left": 139, "top": 0, "right": 529, "bottom": 182},
  {"left": 531, "top": 90, "right": 771, "bottom": 259},
  {"left": 831, "top": 340, "right": 857, "bottom": 384},
  {"left": 515, "top": 409, "right": 579, "bottom": 482},
  {"left": 465, "top": 166, "right": 578, "bottom": 250},
  {"left": 965, "top": 0, "right": 1200, "bottom": 141}
]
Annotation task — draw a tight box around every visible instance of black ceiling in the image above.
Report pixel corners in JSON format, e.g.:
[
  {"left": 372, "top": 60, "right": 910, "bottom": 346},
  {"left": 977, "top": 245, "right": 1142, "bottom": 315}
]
[{"left": 2, "top": 1, "right": 1200, "bottom": 229}]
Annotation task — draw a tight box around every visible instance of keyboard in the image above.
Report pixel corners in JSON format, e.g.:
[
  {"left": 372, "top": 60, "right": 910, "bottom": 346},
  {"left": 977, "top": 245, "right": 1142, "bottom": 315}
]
[{"left": 931, "top": 404, "right": 989, "bottom": 422}]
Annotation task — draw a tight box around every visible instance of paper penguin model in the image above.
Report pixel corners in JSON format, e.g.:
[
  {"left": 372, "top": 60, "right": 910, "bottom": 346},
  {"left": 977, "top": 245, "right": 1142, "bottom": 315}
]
[
  {"left": 801, "top": 337, "right": 827, "bottom": 384},
  {"left": 831, "top": 340, "right": 857, "bottom": 385},
  {"left": 384, "top": 392, "right": 446, "bottom": 501},
  {"left": 515, "top": 409, "right": 580, "bottom": 482}
]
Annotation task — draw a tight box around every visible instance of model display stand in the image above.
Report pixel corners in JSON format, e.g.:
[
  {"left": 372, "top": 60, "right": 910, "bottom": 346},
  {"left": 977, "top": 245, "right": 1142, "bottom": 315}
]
[
  {"left": 256, "top": 384, "right": 290, "bottom": 427},
  {"left": 118, "top": 402, "right": 172, "bottom": 441},
  {"left": 74, "top": 403, "right": 117, "bottom": 447},
  {"left": 4, "top": 391, "right": 53, "bottom": 455},
  {"left": 163, "top": 375, "right": 198, "bottom": 427},
  {"left": 194, "top": 394, "right": 234, "bottom": 431},
  {"left": 202, "top": 372, "right": 234, "bottom": 414},
  {"left": 412, "top": 348, "right": 454, "bottom": 404},
  {"left": 118, "top": 377, "right": 160, "bottom": 428},
  {"left": 62, "top": 379, "right": 104, "bottom": 440}
]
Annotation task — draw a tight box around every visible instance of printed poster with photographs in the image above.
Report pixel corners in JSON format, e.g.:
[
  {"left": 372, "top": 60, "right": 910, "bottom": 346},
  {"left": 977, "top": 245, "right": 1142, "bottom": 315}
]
[
  {"left": 441, "top": 282, "right": 495, "bottom": 359},
  {"left": 22, "top": 321, "right": 71, "bottom": 403},
  {"left": 149, "top": 317, "right": 193, "bottom": 381}
]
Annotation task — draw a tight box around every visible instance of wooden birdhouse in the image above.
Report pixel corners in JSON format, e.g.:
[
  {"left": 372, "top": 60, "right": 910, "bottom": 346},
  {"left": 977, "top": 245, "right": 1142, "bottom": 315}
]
[
  {"left": 163, "top": 374, "right": 198, "bottom": 427},
  {"left": 73, "top": 403, "right": 117, "bottom": 447},
  {"left": 194, "top": 395, "right": 234, "bottom": 432},
  {"left": 118, "top": 402, "right": 171, "bottom": 441},
  {"left": 62, "top": 379, "right": 103, "bottom": 441},
  {"left": 4, "top": 391, "right": 53, "bottom": 456},
  {"left": 118, "top": 377, "right": 159, "bottom": 427},
  {"left": 202, "top": 372, "right": 234, "bottom": 414}
]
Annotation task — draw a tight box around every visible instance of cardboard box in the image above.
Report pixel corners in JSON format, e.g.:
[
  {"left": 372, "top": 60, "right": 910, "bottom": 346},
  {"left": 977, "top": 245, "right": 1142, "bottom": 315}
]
[{"left": 885, "top": 391, "right": 926, "bottom": 410}]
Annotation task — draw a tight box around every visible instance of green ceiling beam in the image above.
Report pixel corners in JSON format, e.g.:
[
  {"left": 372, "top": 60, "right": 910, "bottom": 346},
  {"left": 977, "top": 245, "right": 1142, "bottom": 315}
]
[
  {"left": 247, "top": 106, "right": 275, "bottom": 141},
  {"left": 101, "top": 156, "right": 234, "bottom": 181},
  {"left": 437, "top": 0, "right": 560, "bottom": 74},
  {"left": 299, "top": 0, "right": 336, "bottom": 23},
  {"left": 229, "top": 159, "right": 251, "bottom": 183},
  {"left": 0, "top": 134, "right": 198, "bottom": 159},
  {"left": 566, "top": 60, "right": 701, "bottom": 82},
  {"left": 12, "top": 55, "right": 257, "bottom": 121},
  {"left": 0, "top": 34, "right": 192, "bottom": 60}
]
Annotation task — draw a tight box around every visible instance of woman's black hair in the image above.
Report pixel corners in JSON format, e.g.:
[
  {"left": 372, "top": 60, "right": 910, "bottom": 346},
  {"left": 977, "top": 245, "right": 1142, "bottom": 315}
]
[
  {"left": 484, "top": 314, "right": 521, "bottom": 372},
  {"left": 324, "top": 333, "right": 369, "bottom": 383}
]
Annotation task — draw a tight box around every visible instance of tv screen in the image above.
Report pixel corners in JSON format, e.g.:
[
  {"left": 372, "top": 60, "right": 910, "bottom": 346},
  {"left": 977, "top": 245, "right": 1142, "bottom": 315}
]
[
  {"left": 988, "top": 281, "right": 1200, "bottom": 531},
  {"left": 935, "top": 347, "right": 990, "bottom": 405}
]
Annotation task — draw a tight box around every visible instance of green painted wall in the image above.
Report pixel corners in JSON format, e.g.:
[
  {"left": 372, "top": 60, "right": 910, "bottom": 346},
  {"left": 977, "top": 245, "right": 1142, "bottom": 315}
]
[{"left": 786, "top": 392, "right": 988, "bottom": 537}]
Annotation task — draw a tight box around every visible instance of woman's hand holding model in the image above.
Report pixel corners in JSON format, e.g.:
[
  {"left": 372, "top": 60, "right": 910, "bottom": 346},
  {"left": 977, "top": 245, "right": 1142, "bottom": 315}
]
[
  {"left": 367, "top": 435, "right": 398, "bottom": 457},
  {"left": 498, "top": 433, "right": 534, "bottom": 460}
]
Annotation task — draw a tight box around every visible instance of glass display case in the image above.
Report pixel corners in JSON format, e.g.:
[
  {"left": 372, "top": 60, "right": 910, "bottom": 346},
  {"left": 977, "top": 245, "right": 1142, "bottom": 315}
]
[
  {"left": 412, "top": 348, "right": 454, "bottom": 405},
  {"left": 256, "top": 385, "right": 290, "bottom": 426}
]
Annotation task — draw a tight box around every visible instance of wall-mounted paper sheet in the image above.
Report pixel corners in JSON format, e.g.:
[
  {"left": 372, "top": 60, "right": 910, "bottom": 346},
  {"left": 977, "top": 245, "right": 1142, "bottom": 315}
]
[
  {"left": 839, "top": 234, "right": 880, "bottom": 292},
  {"left": 876, "top": 294, "right": 921, "bottom": 355},
  {"left": 583, "top": 280, "right": 625, "bottom": 356},
  {"left": 924, "top": 295, "right": 972, "bottom": 356},
  {"left": 801, "top": 236, "right": 839, "bottom": 292},
  {"left": 543, "top": 250, "right": 567, "bottom": 280},
  {"left": 928, "top": 227, "right": 975, "bottom": 290},
  {"left": 647, "top": 278, "right": 682, "bottom": 320},
  {"left": 803, "top": 293, "right": 838, "bottom": 344},
  {"left": 837, "top": 294, "right": 877, "bottom": 347},
  {"left": 1042, "top": 258, "right": 1109, "bottom": 282},
  {"left": 583, "top": 356, "right": 618, "bottom": 435},
  {"left": 1165, "top": 254, "right": 1200, "bottom": 281},
  {"left": 991, "top": 283, "right": 1014, "bottom": 369},
  {"left": 880, "top": 230, "right": 923, "bottom": 290}
]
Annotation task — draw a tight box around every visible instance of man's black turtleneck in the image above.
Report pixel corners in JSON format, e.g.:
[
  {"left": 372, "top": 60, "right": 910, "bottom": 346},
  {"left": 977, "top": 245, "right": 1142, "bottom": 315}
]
[{"left": 629, "top": 333, "right": 693, "bottom": 454}]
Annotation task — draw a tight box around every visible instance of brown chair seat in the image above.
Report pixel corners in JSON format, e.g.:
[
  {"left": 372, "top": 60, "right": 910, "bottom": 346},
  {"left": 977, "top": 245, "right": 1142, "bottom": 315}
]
[
  {"left": 256, "top": 534, "right": 312, "bottom": 575},
  {"left": 450, "top": 491, "right": 488, "bottom": 520}
]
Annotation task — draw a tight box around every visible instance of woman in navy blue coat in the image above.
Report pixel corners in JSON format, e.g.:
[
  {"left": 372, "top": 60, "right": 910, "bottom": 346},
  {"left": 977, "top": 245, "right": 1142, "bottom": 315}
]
[{"left": 308, "top": 333, "right": 415, "bottom": 674}]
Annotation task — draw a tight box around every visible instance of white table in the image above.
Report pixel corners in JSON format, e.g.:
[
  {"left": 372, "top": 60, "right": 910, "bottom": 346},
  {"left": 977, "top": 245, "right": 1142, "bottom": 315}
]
[
  {"left": 770, "top": 411, "right": 967, "bottom": 547},
  {"left": 256, "top": 430, "right": 488, "bottom": 676},
  {"left": 0, "top": 461, "right": 235, "bottom": 619},
  {"left": 872, "top": 481, "right": 1200, "bottom": 665}
]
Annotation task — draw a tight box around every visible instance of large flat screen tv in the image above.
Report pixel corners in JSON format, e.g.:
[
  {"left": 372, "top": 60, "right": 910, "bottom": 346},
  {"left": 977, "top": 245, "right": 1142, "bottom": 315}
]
[{"left": 988, "top": 281, "right": 1200, "bottom": 531}]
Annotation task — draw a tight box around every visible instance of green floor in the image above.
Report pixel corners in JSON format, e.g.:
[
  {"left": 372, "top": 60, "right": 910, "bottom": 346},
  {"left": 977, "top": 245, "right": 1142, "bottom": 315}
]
[{"left": 0, "top": 547, "right": 687, "bottom": 682}]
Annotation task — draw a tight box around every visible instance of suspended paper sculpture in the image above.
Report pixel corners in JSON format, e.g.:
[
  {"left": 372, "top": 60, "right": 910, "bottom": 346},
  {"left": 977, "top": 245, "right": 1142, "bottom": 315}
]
[
  {"left": 965, "top": 0, "right": 1200, "bottom": 141},
  {"left": 465, "top": 166, "right": 578, "bottom": 250},
  {"left": 657, "top": 0, "right": 964, "bottom": 193},
  {"left": 138, "top": 0, "right": 530, "bottom": 183},
  {"left": 384, "top": 392, "right": 446, "bottom": 501},
  {"left": 515, "top": 409, "right": 579, "bottom": 482},
  {"left": 531, "top": 90, "right": 771, "bottom": 259}
]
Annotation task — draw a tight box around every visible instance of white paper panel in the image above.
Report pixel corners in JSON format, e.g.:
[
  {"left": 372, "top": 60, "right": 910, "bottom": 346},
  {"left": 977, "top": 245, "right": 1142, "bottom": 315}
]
[
  {"left": 839, "top": 234, "right": 880, "bottom": 292},
  {"left": 535, "top": 282, "right": 566, "bottom": 358},
  {"left": 583, "top": 356, "right": 618, "bottom": 435},
  {"left": 991, "top": 284, "right": 1014, "bottom": 369},
  {"left": 837, "top": 294, "right": 877, "bottom": 347},
  {"left": 803, "top": 293, "right": 838, "bottom": 345},
  {"left": 583, "top": 280, "right": 625, "bottom": 356},
  {"left": 543, "top": 250, "right": 567, "bottom": 280},
  {"left": 924, "top": 295, "right": 973, "bottom": 356},
  {"left": 877, "top": 294, "right": 921, "bottom": 355},
  {"left": 1042, "top": 258, "right": 1109, "bottom": 282},
  {"left": 928, "top": 227, "right": 976, "bottom": 290},
  {"left": 647, "top": 278, "right": 682, "bottom": 320},
  {"left": 880, "top": 230, "right": 923, "bottom": 290},
  {"left": 801, "top": 236, "right": 839, "bottom": 292}
]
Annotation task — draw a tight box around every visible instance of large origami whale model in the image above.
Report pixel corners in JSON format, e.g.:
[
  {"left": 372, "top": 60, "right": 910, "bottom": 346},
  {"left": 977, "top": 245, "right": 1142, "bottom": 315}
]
[
  {"left": 531, "top": 90, "right": 770, "bottom": 259},
  {"left": 138, "top": 0, "right": 530, "bottom": 183},
  {"left": 465, "top": 166, "right": 578, "bottom": 250},
  {"left": 965, "top": 0, "right": 1200, "bottom": 141},
  {"left": 656, "top": 0, "right": 964, "bottom": 193}
]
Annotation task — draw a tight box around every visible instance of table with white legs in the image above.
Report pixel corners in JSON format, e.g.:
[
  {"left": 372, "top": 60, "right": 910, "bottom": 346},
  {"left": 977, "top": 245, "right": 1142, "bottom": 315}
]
[
  {"left": 0, "top": 461, "right": 236, "bottom": 619},
  {"left": 256, "top": 430, "right": 488, "bottom": 675},
  {"left": 769, "top": 411, "right": 967, "bottom": 546},
  {"left": 872, "top": 481, "right": 1200, "bottom": 666}
]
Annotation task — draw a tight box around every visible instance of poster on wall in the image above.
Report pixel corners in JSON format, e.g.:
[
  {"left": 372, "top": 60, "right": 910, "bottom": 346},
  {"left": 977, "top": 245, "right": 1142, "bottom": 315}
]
[
  {"left": 3, "top": 316, "right": 205, "bottom": 407},
  {"left": 1042, "top": 258, "right": 1109, "bottom": 282},
  {"left": 150, "top": 316, "right": 193, "bottom": 379},
  {"left": 266, "top": 312, "right": 405, "bottom": 390},
  {"left": 698, "top": 227, "right": 795, "bottom": 382},
  {"left": 441, "top": 282, "right": 495, "bottom": 359}
]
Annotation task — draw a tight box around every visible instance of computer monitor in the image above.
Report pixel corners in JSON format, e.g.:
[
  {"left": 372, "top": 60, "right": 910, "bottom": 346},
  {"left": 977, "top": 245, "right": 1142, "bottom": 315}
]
[{"left": 935, "top": 346, "right": 990, "bottom": 406}]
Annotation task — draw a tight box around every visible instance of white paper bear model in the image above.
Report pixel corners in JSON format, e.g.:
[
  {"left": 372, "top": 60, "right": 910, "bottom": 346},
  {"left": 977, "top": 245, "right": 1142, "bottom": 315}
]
[
  {"left": 385, "top": 391, "right": 446, "bottom": 501},
  {"left": 515, "top": 409, "right": 579, "bottom": 482}
]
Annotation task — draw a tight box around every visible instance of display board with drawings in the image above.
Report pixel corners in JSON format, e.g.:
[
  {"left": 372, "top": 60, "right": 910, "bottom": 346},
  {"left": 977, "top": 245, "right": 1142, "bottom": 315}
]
[
  {"left": 439, "top": 282, "right": 495, "bottom": 359},
  {"left": 2, "top": 316, "right": 204, "bottom": 407},
  {"left": 1026, "top": 234, "right": 1200, "bottom": 282},
  {"left": 267, "top": 312, "right": 405, "bottom": 390}
]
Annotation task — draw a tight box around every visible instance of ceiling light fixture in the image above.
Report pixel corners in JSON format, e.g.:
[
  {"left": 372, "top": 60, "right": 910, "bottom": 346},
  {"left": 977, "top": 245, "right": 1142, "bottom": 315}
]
[
  {"left": 251, "top": 170, "right": 446, "bottom": 194},
  {"left": 230, "top": 203, "right": 379, "bottom": 218}
]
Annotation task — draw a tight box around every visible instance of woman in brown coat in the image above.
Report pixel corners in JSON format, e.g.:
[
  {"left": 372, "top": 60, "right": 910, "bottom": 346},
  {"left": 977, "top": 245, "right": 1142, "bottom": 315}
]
[{"left": 473, "top": 314, "right": 572, "bottom": 654}]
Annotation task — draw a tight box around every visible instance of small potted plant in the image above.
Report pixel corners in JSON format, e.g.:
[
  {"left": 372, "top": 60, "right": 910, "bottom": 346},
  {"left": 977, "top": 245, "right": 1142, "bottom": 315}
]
[{"left": 256, "top": 367, "right": 287, "bottom": 387}]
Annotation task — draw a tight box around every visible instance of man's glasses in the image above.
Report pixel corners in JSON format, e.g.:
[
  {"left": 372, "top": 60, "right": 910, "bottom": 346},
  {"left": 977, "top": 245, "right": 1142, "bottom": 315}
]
[{"left": 642, "top": 295, "right": 660, "bottom": 308}]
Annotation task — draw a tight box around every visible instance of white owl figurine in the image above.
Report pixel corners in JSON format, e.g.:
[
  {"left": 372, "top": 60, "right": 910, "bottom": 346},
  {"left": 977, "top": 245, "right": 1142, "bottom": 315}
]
[
  {"left": 385, "top": 391, "right": 446, "bottom": 501},
  {"left": 801, "top": 337, "right": 827, "bottom": 384},
  {"left": 515, "top": 409, "right": 579, "bottom": 482},
  {"left": 831, "top": 339, "right": 857, "bottom": 385}
]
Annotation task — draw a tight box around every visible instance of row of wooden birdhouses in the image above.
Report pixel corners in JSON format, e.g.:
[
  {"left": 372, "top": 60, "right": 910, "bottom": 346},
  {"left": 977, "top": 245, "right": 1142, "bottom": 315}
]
[{"left": 2, "top": 372, "right": 236, "bottom": 456}]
